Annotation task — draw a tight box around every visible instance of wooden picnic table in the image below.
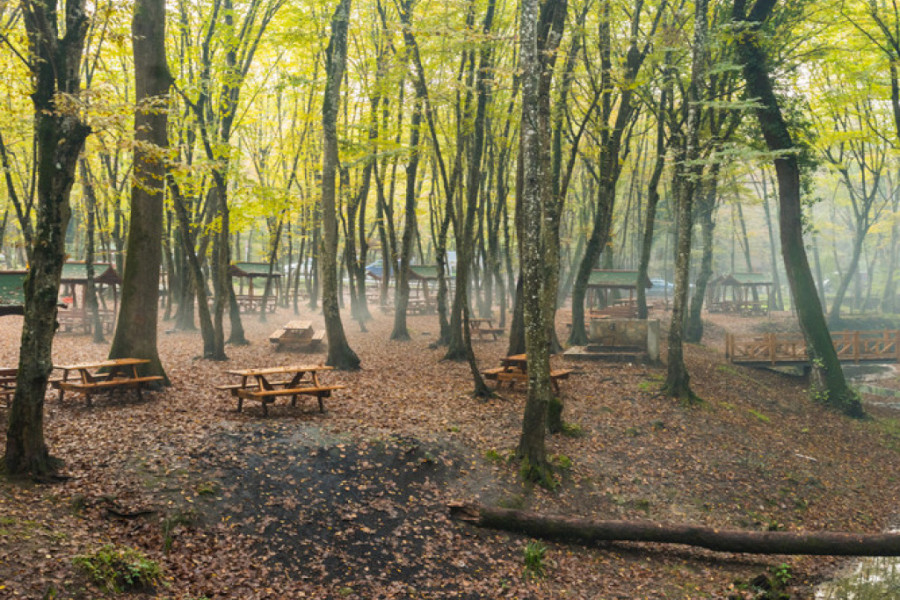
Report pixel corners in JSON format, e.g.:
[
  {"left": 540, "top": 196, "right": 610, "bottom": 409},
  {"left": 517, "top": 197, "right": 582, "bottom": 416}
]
[
  {"left": 469, "top": 318, "right": 505, "bottom": 341},
  {"left": 483, "top": 354, "right": 573, "bottom": 393},
  {"left": 269, "top": 320, "right": 326, "bottom": 352},
  {"left": 53, "top": 358, "right": 163, "bottom": 406},
  {"left": 219, "top": 364, "right": 345, "bottom": 416},
  {"left": 234, "top": 294, "right": 277, "bottom": 313}
]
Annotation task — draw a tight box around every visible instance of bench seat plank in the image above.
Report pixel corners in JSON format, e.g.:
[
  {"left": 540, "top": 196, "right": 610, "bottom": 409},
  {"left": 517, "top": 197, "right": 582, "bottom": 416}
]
[{"left": 234, "top": 384, "right": 346, "bottom": 415}]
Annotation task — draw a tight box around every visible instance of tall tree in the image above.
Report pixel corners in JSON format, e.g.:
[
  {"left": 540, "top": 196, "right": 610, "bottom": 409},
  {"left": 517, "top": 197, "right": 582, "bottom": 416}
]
[
  {"left": 321, "top": 0, "right": 360, "bottom": 370},
  {"left": 5, "top": 0, "right": 91, "bottom": 477},
  {"left": 107, "top": 0, "right": 173, "bottom": 381},
  {"left": 732, "top": 0, "right": 862, "bottom": 417},
  {"left": 516, "top": 0, "right": 555, "bottom": 486},
  {"left": 664, "top": 0, "right": 709, "bottom": 401}
]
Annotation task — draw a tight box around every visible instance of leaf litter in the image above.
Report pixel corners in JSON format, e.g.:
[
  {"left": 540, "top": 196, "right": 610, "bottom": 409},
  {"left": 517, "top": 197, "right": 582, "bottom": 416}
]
[{"left": 0, "top": 308, "right": 900, "bottom": 598}]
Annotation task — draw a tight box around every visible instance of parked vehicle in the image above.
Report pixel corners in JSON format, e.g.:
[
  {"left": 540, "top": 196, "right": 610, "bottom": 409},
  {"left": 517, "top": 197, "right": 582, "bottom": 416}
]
[{"left": 647, "top": 278, "right": 675, "bottom": 297}]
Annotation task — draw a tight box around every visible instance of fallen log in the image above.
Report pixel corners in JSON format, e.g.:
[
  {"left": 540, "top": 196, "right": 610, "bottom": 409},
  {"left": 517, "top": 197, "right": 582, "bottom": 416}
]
[{"left": 448, "top": 502, "right": 900, "bottom": 556}]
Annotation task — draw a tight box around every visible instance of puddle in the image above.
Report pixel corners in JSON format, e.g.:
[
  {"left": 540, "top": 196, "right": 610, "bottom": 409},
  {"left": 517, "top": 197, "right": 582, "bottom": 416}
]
[
  {"left": 815, "top": 367, "right": 900, "bottom": 597},
  {"left": 816, "top": 554, "right": 900, "bottom": 599}
]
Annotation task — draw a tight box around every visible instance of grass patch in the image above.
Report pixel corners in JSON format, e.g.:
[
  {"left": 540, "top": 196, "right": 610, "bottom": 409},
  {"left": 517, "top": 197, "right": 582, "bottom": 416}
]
[
  {"left": 560, "top": 422, "right": 587, "bottom": 437},
  {"left": 522, "top": 541, "right": 547, "bottom": 580},
  {"left": 716, "top": 364, "right": 741, "bottom": 377},
  {"left": 550, "top": 454, "right": 572, "bottom": 470},
  {"left": 748, "top": 409, "right": 771, "bottom": 423},
  {"left": 484, "top": 448, "right": 505, "bottom": 463},
  {"left": 72, "top": 544, "right": 162, "bottom": 593}
]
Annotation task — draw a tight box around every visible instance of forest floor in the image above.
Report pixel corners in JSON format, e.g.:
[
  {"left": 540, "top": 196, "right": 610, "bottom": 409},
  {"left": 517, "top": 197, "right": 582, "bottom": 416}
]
[{"left": 2, "top": 304, "right": 900, "bottom": 598}]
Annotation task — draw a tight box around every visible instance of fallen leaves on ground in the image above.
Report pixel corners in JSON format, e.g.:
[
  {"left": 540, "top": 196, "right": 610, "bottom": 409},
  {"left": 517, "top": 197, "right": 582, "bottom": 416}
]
[{"left": 0, "top": 307, "right": 898, "bottom": 598}]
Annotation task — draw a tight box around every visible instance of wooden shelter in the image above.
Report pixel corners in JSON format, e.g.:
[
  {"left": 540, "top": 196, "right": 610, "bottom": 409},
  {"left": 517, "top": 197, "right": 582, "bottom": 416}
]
[
  {"left": 57, "top": 262, "right": 122, "bottom": 333},
  {"left": 0, "top": 270, "right": 26, "bottom": 316},
  {"left": 228, "top": 262, "right": 281, "bottom": 312},
  {"left": 60, "top": 262, "right": 121, "bottom": 310},
  {"left": 586, "top": 270, "right": 651, "bottom": 312},
  {"left": 707, "top": 273, "right": 772, "bottom": 315}
]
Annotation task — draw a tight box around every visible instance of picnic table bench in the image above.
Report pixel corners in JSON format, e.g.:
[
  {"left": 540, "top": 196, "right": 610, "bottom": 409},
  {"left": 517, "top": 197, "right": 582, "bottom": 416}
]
[
  {"left": 0, "top": 367, "right": 16, "bottom": 407},
  {"left": 482, "top": 354, "right": 574, "bottom": 393},
  {"left": 469, "top": 318, "right": 505, "bottom": 341},
  {"left": 219, "top": 364, "right": 345, "bottom": 416},
  {"left": 52, "top": 358, "right": 163, "bottom": 406}
]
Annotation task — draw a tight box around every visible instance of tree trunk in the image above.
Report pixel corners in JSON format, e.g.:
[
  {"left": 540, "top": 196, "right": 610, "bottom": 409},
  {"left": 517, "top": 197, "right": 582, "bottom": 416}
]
[
  {"left": 762, "top": 174, "right": 785, "bottom": 311},
  {"left": 829, "top": 227, "right": 866, "bottom": 323},
  {"left": 449, "top": 503, "right": 900, "bottom": 556},
  {"left": 392, "top": 99, "right": 422, "bottom": 341},
  {"left": 108, "top": 0, "right": 172, "bottom": 381},
  {"left": 637, "top": 81, "right": 669, "bottom": 320},
  {"left": 516, "top": 0, "right": 562, "bottom": 487},
  {"left": 665, "top": 0, "right": 709, "bottom": 402},
  {"left": 321, "top": 0, "right": 360, "bottom": 370},
  {"left": 685, "top": 166, "right": 718, "bottom": 343},
  {"left": 733, "top": 0, "right": 862, "bottom": 417},
  {"left": 5, "top": 0, "right": 91, "bottom": 477},
  {"left": 169, "top": 180, "right": 218, "bottom": 357},
  {"left": 79, "top": 160, "right": 106, "bottom": 343}
]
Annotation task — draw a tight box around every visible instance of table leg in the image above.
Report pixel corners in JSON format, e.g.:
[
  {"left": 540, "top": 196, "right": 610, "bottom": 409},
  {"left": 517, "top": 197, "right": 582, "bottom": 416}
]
[{"left": 58, "top": 372, "right": 68, "bottom": 403}]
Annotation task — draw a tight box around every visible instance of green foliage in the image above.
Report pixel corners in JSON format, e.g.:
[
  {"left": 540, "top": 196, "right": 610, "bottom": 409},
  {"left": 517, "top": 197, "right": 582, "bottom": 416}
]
[
  {"left": 72, "top": 545, "right": 162, "bottom": 593},
  {"left": 771, "top": 562, "right": 792, "bottom": 588},
  {"left": 195, "top": 481, "right": 218, "bottom": 496},
  {"left": 484, "top": 448, "right": 504, "bottom": 463},
  {"left": 522, "top": 541, "right": 547, "bottom": 580},
  {"left": 560, "top": 422, "right": 587, "bottom": 437},
  {"left": 748, "top": 409, "right": 771, "bottom": 423},
  {"left": 550, "top": 454, "right": 572, "bottom": 470},
  {"left": 162, "top": 509, "right": 199, "bottom": 553}
]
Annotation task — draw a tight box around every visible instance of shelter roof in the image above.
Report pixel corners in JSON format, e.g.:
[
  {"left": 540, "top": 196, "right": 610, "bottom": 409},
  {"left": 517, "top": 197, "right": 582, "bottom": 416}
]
[
  {"left": 587, "top": 270, "right": 651, "bottom": 289},
  {"left": 229, "top": 262, "right": 282, "bottom": 278},
  {"left": 0, "top": 270, "right": 26, "bottom": 313},
  {"left": 409, "top": 265, "right": 441, "bottom": 280},
  {"left": 60, "top": 262, "right": 121, "bottom": 286},
  {"left": 718, "top": 272, "right": 772, "bottom": 286}
]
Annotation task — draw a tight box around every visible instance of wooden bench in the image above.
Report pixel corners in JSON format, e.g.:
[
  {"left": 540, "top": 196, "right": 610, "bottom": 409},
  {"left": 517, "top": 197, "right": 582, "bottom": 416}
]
[
  {"left": 473, "top": 327, "right": 504, "bottom": 341},
  {"left": 215, "top": 380, "right": 292, "bottom": 395},
  {"left": 482, "top": 367, "right": 573, "bottom": 393},
  {"left": 53, "top": 376, "right": 164, "bottom": 406},
  {"left": 235, "top": 384, "right": 346, "bottom": 416}
]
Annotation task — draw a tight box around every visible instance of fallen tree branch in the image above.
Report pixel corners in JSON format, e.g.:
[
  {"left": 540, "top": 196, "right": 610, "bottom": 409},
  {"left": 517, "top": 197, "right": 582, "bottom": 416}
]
[{"left": 448, "top": 502, "right": 900, "bottom": 556}]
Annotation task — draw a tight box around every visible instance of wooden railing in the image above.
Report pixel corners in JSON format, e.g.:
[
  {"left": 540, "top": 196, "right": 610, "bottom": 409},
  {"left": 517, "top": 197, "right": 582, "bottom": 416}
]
[{"left": 725, "top": 330, "right": 900, "bottom": 365}]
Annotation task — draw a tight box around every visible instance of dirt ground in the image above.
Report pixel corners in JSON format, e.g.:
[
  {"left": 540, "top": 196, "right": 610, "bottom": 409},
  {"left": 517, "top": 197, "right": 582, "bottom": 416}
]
[{"left": 2, "top": 304, "right": 900, "bottom": 599}]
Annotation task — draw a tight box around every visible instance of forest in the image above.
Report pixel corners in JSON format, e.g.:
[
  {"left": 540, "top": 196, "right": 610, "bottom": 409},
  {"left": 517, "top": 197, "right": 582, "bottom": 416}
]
[{"left": 4, "top": 0, "right": 900, "bottom": 597}]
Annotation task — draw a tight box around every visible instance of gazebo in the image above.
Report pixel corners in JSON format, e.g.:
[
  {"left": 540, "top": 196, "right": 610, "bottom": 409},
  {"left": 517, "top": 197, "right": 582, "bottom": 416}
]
[
  {"left": 228, "top": 262, "right": 281, "bottom": 312},
  {"left": 57, "top": 262, "right": 122, "bottom": 333},
  {"left": 707, "top": 273, "right": 772, "bottom": 315},
  {"left": 586, "top": 270, "right": 651, "bottom": 314},
  {"left": 0, "top": 271, "right": 26, "bottom": 316},
  {"left": 59, "top": 262, "right": 122, "bottom": 311}
]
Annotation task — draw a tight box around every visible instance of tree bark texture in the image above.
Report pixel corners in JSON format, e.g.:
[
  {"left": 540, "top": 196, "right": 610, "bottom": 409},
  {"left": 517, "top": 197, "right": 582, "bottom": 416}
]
[
  {"left": 516, "top": 0, "right": 554, "bottom": 485},
  {"left": 108, "top": 0, "right": 173, "bottom": 381},
  {"left": 5, "top": 0, "right": 91, "bottom": 477},
  {"left": 733, "top": 0, "right": 862, "bottom": 417},
  {"left": 321, "top": 0, "right": 360, "bottom": 370},
  {"left": 449, "top": 503, "right": 900, "bottom": 556},
  {"left": 392, "top": 99, "right": 421, "bottom": 341},
  {"left": 665, "top": 0, "right": 709, "bottom": 401},
  {"left": 685, "top": 166, "right": 719, "bottom": 343}
]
